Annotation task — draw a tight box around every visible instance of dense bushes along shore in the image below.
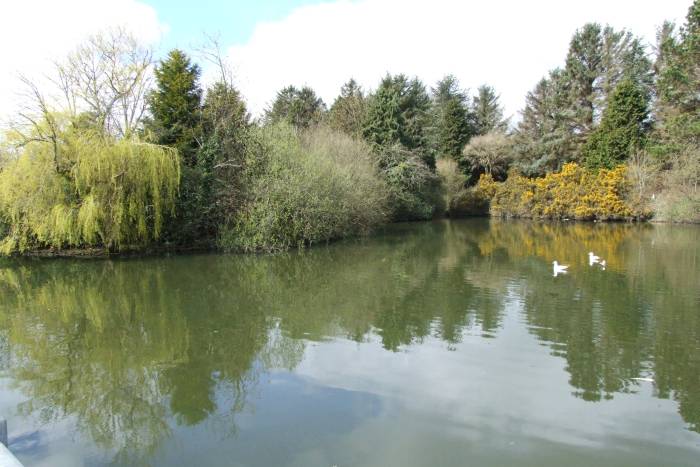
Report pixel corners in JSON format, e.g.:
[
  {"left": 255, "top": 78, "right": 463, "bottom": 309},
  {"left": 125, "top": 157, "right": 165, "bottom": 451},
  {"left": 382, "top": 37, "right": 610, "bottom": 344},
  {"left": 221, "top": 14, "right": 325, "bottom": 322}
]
[{"left": 0, "top": 1, "right": 698, "bottom": 255}]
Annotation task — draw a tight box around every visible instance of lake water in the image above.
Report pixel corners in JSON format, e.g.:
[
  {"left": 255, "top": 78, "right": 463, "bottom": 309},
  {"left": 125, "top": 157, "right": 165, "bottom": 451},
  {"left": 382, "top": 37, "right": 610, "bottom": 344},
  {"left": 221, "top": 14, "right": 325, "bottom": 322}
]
[{"left": 0, "top": 219, "right": 699, "bottom": 467}]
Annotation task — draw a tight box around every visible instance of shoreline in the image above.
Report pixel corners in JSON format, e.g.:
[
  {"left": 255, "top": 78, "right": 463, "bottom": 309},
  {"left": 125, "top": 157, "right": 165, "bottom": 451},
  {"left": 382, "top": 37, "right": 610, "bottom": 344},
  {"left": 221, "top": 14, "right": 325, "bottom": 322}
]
[{"left": 2, "top": 215, "right": 698, "bottom": 260}]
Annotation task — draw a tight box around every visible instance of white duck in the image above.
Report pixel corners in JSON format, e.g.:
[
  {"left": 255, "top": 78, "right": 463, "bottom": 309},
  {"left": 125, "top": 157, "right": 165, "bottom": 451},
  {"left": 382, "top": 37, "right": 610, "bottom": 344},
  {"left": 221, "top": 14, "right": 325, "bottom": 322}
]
[
  {"left": 553, "top": 261, "right": 569, "bottom": 277},
  {"left": 588, "top": 251, "right": 601, "bottom": 266},
  {"left": 599, "top": 259, "right": 606, "bottom": 270}
]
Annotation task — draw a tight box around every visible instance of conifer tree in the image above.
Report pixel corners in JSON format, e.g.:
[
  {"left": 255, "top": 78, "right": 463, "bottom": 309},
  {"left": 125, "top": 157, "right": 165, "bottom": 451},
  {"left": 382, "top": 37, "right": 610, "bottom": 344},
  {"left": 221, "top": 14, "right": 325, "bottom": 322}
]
[
  {"left": 265, "top": 85, "right": 326, "bottom": 129},
  {"left": 363, "top": 74, "right": 433, "bottom": 167},
  {"left": 564, "top": 24, "right": 652, "bottom": 156},
  {"left": 429, "top": 75, "right": 472, "bottom": 159},
  {"left": 329, "top": 79, "right": 367, "bottom": 137},
  {"left": 653, "top": 0, "right": 700, "bottom": 153},
  {"left": 514, "top": 69, "right": 574, "bottom": 175},
  {"left": 583, "top": 79, "right": 649, "bottom": 169},
  {"left": 146, "top": 49, "right": 203, "bottom": 166},
  {"left": 471, "top": 85, "right": 508, "bottom": 136}
]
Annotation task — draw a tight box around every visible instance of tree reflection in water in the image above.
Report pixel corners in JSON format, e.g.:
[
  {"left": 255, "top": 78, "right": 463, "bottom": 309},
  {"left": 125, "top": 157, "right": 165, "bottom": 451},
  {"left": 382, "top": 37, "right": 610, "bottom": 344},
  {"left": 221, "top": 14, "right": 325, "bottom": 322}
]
[{"left": 0, "top": 219, "right": 697, "bottom": 463}]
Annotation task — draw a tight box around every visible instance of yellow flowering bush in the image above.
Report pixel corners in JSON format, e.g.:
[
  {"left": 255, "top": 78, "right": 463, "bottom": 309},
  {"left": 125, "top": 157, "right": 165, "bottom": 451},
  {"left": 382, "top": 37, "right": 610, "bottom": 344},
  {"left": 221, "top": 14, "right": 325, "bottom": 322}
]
[{"left": 480, "top": 163, "right": 635, "bottom": 220}]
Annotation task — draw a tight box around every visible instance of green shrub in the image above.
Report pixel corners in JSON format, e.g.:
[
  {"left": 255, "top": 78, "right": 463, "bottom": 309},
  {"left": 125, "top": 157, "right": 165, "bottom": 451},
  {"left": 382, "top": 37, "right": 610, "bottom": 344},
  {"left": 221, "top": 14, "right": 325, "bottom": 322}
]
[
  {"left": 220, "top": 124, "right": 389, "bottom": 252},
  {"left": 378, "top": 145, "right": 442, "bottom": 221}
]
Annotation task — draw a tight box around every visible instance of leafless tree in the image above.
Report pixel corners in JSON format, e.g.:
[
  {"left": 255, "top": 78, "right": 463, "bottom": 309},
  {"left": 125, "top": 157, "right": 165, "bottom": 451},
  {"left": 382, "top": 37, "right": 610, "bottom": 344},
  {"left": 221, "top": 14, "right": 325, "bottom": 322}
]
[{"left": 52, "top": 27, "right": 153, "bottom": 137}]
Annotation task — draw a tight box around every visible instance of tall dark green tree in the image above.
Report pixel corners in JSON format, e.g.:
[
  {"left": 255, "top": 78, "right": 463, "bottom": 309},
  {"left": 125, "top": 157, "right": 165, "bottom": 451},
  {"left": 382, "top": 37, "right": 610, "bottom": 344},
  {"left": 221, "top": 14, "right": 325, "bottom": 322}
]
[
  {"left": 514, "top": 69, "right": 574, "bottom": 175},
  {"left": 564, "top": 24, "right": 652, "bottom": 156},
  {"left": 429, "top": 75, "right": 472, "bottom": 159},
  {"left": 363, "top": 74, "right": 433, "bottom": 168},
  {"left": 146, "top": 49, "right": 203, "bottom": 166},
  {"left": 471, "top": 85, "right": 508, "bottom": 136},
  {"left": 653, "top": 0, "right": 700, "bottom": 154},
  {"left": 328, "top": 79, "right": 367, "bottom": 137},
  {"left": 582, "top": 78, "right": 649, "bottom": 169},
  {"left": 264, "top": 85, "right": 326, "bottom": 129}
]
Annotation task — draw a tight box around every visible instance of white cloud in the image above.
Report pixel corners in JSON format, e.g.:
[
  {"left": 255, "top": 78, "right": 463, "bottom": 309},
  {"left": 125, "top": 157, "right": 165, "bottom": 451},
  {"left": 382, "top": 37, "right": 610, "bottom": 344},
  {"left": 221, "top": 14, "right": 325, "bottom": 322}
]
[
  {"left": 228, "top": 0, "right": 691, "bottom": 119},
  {"left": 0, "top": 0, "right": 166, "bottom": 124}
]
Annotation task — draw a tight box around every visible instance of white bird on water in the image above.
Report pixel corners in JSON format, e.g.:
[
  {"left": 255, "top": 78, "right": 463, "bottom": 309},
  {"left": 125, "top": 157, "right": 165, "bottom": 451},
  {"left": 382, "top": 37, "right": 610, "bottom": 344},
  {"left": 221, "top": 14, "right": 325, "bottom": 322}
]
[
  {"left": 588, "top": 251, "right": 601, "bottom": 265},
  {"left": 553, "top": 261, "right": 569, "bottom": 277},
  {"left": 599, "top": 259, "right": 607, "bottom": 270}
]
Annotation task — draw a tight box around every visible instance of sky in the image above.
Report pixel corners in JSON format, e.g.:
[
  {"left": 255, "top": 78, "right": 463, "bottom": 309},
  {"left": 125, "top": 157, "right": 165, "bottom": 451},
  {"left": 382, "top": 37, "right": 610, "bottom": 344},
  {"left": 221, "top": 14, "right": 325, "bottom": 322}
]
[{"left": 0, "top": 0, "right": 693, "bottom": 123}]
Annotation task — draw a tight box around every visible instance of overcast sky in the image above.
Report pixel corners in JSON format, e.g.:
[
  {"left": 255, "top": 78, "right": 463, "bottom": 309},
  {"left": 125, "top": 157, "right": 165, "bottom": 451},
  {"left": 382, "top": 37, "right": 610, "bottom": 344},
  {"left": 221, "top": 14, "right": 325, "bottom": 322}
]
[{"left": 0, "top": 0, "right": 692, "bottom": 123}]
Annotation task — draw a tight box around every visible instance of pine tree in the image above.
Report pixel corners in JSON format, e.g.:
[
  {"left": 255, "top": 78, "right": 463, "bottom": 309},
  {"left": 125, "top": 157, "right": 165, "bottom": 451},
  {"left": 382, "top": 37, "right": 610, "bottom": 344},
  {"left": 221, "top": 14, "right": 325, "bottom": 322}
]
[
  {"left": 471, "top": 85, "right": 508, "bottom": 135},
  {"left": 363, "top": 74, "right": 433, "bottom": 168},
  {"left": 514, "top": 69, "right": 574, "bottom": 175},
  {"left": 328, "top": 79, "right": 367, "bottom": 137},
  {"left": 429, "top": 75, "right": 472, "bottom": 159},
  {"left": 583, "top": 79, "right": 649, "bottom": 169},
  {"left": 265, "top": 85, "right": 326, "bottom": 129},
  {"left": 146, "top": 49, "right": 203, "bottom": 166},
  {"left": 654, "top": 0, "right": 700, "bottom": 153},
  {"left": 564, "top": 24, "right": 652, "bottom": 156}
]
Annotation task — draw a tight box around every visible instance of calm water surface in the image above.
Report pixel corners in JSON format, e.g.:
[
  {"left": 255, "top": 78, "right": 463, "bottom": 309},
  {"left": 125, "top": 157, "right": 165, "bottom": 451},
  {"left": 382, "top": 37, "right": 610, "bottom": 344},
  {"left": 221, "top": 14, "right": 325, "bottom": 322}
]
[{"left": 0, "top": 219, "right": 699, "bottom": 466}]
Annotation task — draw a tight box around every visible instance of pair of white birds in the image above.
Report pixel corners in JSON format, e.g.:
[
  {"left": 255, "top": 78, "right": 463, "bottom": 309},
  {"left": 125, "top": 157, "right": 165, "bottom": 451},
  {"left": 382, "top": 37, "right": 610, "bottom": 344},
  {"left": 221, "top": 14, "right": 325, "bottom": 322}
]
[{"left": 552, "top": 252, "right": 606, "bottom": 277}]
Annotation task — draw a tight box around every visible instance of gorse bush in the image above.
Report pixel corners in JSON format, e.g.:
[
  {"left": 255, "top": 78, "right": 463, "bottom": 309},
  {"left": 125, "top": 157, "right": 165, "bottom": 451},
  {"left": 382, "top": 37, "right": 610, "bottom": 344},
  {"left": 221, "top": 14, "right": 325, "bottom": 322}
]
[
  {"left": 220, "top": 124, "right": 389, "bottom": 252},
  {"left": 480, "top": 163, "right": 636, "bottom": 220},
  {"left": 0, "top": 128, "right": 180, "bottom": 254}
]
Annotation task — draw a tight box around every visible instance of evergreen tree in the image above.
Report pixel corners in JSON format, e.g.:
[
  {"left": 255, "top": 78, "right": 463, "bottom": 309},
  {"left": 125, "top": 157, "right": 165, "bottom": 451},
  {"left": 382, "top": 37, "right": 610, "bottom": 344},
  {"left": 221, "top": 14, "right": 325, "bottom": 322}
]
[
  {"left": 363, "top": 74, "right": 434, "bottom": 168},
  {"left": 328, "top": 79, "right": 367, "bottom": 137},
  {"left": 653, "top": 0, "right": 700, "bottom": 153},
  {"left": 471, "top": 85, "right": 508, "bottom": 135},
  {"left": 583, "top": 79, "right": 649, "bottom": 169},
  {"left": 429, "top": 75, "right": 472, "bottom": 159},
  {"left": 565, "top": 23, "right": 603, "bottom": 139},
  {"left": 146, "top": 49, "right": 202, "bottom": 166},
  {"left": 265, "top": 85, "right": 326, "bottom": 129},
  {"left": 564, "top": 24, "right": 652, "bottom": 156},
  {"left": 514, "top": 69, "right": 574, "bottom": 175}
]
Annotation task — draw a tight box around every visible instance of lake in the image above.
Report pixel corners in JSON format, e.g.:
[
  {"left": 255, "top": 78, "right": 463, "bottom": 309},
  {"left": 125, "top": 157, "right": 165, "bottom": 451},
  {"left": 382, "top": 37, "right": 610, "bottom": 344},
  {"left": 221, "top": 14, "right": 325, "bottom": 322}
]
[{"left": 0, "top": 219, "right": 699, "bottom": 466}]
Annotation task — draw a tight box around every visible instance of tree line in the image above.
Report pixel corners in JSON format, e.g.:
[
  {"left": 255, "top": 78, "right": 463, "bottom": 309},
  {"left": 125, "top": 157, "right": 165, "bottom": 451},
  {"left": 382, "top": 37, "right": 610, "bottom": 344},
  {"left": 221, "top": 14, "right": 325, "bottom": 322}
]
[{"left": 0, "top": 1, "right": 698, "bottom": 255}]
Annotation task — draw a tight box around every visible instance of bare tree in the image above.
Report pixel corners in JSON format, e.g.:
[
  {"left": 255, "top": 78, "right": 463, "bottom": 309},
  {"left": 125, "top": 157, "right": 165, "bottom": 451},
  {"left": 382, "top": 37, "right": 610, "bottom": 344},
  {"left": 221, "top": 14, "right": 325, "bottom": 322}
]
[
  {"left": 196, "top": 33, "right": 233, "bottom": 90},
  {"left": 52, "top": 27, "right": 153, "bottom": 137},
  {"left": 13, "top": 75, "right": 64, "bottom": 172}
]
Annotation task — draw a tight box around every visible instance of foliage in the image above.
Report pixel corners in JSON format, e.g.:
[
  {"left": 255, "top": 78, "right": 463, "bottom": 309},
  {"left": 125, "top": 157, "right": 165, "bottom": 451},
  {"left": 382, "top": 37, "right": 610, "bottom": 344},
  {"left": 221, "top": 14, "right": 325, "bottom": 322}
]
[
  {"left": 436, "top": 158, "right": 492, "bottom": 216},
  {"left": 583, "top": 78, "right": 650, "bottom": 169},
  {"left": 0, "top": 127, "right": 180, "bottom": 254},
  {"left": 515, "top": 23, "right": 652, "bottom": 173},
  {"left": 146, "top": 49, "right": 203, "bottom": 166},
  {"left": 481, "top": 163, "right": 635, "bottom": 220},
  {"left": 377, "top": 144, "right": 443, "bottom": 221},
  {"left": 514, "top": 69, "right": 575, "bottom": 176},
  {"left": 429, "top": 75, "right": 473, "bottom": 159},
  {"left": 436, "top": 159, "right": 465, "bottom": 215},
  {"left": 461, "top": 132, "right": 513, "bottom": 184},
  {"left": 220, "top": 124, "right": 388, "bottom": 252},
  {"left": 471, "top": 85, "right": 508, "bottom": 135},
  {"left": 653, "top": 146, "right": 700, "bottom": 223},
  {"left": 328, "top": 79, "right": 367, "bottom": 137},
  {"left": 163, "top": 81, "right": 253, "bottom": 245},
  {"left": 363, "top": 74, "right": 434, "bottom": 168},
  {"left": 648, "top": 0, "right": 700, "bottom": 222},
  {"left": 264, "top": 85, "right": 326, "bottom": 129},
  {"left": 564, "top": 23, "right": 652, "bottom": 154}
]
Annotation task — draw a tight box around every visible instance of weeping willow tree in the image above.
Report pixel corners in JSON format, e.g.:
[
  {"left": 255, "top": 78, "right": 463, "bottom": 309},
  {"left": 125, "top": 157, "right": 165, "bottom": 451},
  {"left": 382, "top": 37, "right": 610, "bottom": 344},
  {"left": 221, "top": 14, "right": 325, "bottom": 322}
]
[{"left": 0, "top": 126, "right": 180, "bottom": 254}]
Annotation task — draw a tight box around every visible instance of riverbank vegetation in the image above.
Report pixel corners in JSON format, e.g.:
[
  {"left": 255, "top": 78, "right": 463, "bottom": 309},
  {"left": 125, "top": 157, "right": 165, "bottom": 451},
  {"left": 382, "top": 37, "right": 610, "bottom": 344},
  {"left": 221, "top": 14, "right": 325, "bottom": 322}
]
[{"left": 0, "top": 1, "right": 698, "bottom": 255}]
